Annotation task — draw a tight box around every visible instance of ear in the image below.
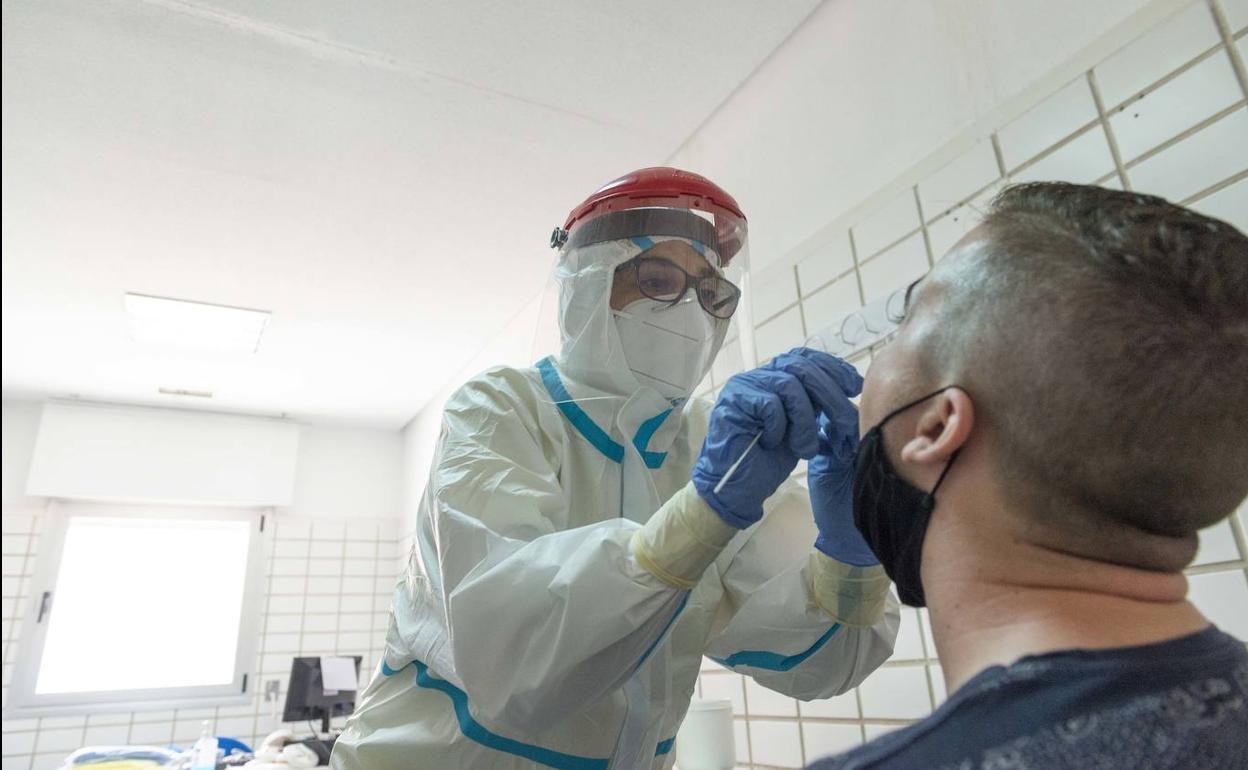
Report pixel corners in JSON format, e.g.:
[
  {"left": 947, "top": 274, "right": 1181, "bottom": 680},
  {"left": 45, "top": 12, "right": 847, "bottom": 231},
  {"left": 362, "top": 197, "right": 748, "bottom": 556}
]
[{"left": 898, "top": 388, "right": 974, "bottom": 465}]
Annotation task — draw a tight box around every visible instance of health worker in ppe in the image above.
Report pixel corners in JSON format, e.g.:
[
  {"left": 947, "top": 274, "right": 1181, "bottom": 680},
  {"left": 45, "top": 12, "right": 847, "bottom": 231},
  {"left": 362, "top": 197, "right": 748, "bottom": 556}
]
[{"left": 331, "top": 167, "right": 900, "bottom": 770}]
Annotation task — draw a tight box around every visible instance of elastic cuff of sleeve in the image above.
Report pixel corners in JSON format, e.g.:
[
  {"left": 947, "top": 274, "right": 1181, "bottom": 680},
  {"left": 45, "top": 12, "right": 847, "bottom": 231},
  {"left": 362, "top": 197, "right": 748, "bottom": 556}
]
[
  {"left": 631, "top": 482, "right": 738, "bottom": 590},
  {"left": 809, "top": 552, "right": 891, "bottom": 628},
  {"left": 696, "top": 488, "right": 756, "bottom": 530}
]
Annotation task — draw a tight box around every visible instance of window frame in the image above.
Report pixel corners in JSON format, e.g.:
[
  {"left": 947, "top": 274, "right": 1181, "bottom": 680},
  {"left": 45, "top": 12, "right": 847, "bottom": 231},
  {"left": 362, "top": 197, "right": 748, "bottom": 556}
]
[{"left": 4, "top": 500, "right": 270, "bottom": 718}]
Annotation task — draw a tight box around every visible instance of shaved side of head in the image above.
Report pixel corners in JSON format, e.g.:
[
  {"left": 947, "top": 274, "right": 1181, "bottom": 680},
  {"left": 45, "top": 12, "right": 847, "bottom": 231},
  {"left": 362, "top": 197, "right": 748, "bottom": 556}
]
[{"left": 918, "top": 183, "right": 1248, "bottom": 570}]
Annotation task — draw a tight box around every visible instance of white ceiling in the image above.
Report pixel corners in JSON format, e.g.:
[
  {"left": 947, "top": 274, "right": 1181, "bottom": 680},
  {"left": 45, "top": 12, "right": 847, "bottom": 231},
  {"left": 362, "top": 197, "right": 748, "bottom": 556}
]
[{"left": 1, "top": 0, "right": 821, "bottom": 428}]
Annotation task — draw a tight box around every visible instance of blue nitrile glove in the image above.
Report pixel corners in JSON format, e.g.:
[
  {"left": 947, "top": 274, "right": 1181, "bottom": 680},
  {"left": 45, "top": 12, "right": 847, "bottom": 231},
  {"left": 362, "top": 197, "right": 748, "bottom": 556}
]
[
  {"left": 809, "top": 396, "right": 879, "bottom": 565},
  {"left": 693, "top": 349, "right": 866, "bottom": 529}
]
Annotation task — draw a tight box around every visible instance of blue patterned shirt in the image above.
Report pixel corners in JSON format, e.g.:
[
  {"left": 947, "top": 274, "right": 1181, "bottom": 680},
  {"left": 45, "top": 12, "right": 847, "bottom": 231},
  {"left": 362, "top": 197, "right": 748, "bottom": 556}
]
[{"left": 809, "top": 625, "right": 1248, "bottom": 770}]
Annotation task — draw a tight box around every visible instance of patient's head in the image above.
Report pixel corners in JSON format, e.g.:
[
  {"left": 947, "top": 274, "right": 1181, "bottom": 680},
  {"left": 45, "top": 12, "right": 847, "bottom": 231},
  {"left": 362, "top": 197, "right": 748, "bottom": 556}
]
[{"left": 861, "top": 182, "right": 1248, "bottom": 572}]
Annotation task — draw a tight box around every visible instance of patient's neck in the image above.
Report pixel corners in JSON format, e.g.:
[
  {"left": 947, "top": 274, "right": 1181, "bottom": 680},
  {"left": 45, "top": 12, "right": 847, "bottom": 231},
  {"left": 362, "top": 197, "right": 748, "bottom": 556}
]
[{"left": 922, "top": 501, "right": 1206, "bottom": 694}]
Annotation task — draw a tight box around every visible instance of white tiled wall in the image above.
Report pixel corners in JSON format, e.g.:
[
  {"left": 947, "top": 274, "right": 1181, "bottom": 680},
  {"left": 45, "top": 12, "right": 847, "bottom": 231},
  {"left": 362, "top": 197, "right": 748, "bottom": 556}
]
[
  {"left": 801, "top": 276, "right": 863, "bottom": 337},
  {"left": 1009, "top": 125, "right": 1117, "bottom": 185},
  {"left": 996, "top": 77, "right": 1100, "bottom": 171},
  {"left": 1094, "top": 0, "right": 1226, "bottom": 106},
  {"left": 700, "top": 2, "right": 1248, "bottom": 765},
  {"left": 857, "top": 233, "right": 928, "bottom": 299},
  {"left": 916, "top": 140, "right": 1000, "bottom": 220},
  {"left": 851, "top": 190, "right": 922, "bottom": 261},
  {"left": 1, "top": 509, "right": 399, "bottom": 770},
  {"left": 796, "top": 235, "right": 855, "bottom": 299},
  {"left": 1128, "top": 108, "right": 1248, "bottom": 202},
  {"left": 1107, "top": 51, "right": 1241, "bottom": 161}
]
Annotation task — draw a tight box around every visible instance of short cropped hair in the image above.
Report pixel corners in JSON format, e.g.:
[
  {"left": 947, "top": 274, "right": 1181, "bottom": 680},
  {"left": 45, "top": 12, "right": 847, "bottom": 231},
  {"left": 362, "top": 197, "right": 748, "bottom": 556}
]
[{"left": 929, "top": 183, "right": 1248, "bottom": 560}]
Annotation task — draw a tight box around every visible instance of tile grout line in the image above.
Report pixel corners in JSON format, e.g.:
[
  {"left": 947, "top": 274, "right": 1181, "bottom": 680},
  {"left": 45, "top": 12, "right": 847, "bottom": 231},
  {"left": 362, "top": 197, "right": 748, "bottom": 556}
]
[
  {"left": 1180, "top": 166, "right": 1248, "bottom": 205},
  {"left": 327, "top": 532, "right": 348, "bottom": 732},
  {"left": 123, "top": 710, "right": 137, "bottom": 753},
  {"left": 784, "top": 156, "right": 1008, "bottom": 314},
  {"left": 740, "top": 674, "right": 754, "bottom": 766},
  {"left": 1218, "top": 510, "right": 1248, "bottom": 567},
  {"left": 947, "top": 44, "right": 1231, "bottom": 191},
  {"left": 1106, "top": 39, "right": 1231, "bottom": 114},
  {"left": 916, "top": 610, "right": 938, "bottom": 712},
  {"left": 847, "top": 231, "right": 867, "bottom": 308},
  {"left": 729, "top": 713, "right": 927, "bottom": 743},
  {"left": 296, "top": 524, "right": 312, "bottom": 713},
  {"left": 252, "top": 522, "right": 282, "bottom": 740},
  {"left": 3, "top": 528, "right": 35, "bottom": 705},
  {"left": 1208, "top": 0, "right": 1248, "bottom": 100},
  {"left": 766, "top": 26, "right": 1232, "bottom": 282},
  {"left": 795, "top": 264, "right": 858, "bottom": 305},
  {"left": 912, "top": 187, "right": 936, "bottom": 267},
  {"left": 854, "top": 687, "right": 867, "bottom": 746},
  {"left": 990, "top": 133, "right": 1008, "bottom": 178},
  {"left": 1185, "top": 559, "right": 1248, "bottom": 575},
  {"left": 750, "top": 715, "right": 921, "bottom": 725},
  {"left": 368, "top": 532, "right": 381, "bottom": 684},
  {"left": 28, "top": 512, "right": 48, "bottom": 766},
  {"left": 1011, "top": 41, "right": 1225, "bottom": 179},
  {"left": 72, "top": 715, "right": 87, "bottom": 765},
  {"left": 796, "top": 698, "right": 807, "bottom": 766},
  {"left": 855, "top": 226, "right": 924, "bottom": 270},
  {"left": 1093, "top": 169, "right": 1121, "bottom": 187},
  {"left": 793, "top": 265, "right": 808, "bottom": 340},
  {"left": 334, "top": 530, "right": 346, "bottom": 680},
  {"left": 1004, "top": 116, "right": 1102, "bottom": 177},
  {"left": 1087, "top": 69, "right": 1132, "bottom": 191},
  {"left": 1122, "top": 98, "right": 1246, "bottom": 170}
]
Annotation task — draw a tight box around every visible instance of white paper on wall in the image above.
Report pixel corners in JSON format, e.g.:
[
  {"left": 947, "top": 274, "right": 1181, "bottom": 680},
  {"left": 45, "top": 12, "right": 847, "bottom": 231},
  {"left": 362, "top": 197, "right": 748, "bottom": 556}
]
[{"left": 320, "top": 656, "right": 357, "bottom": 695}]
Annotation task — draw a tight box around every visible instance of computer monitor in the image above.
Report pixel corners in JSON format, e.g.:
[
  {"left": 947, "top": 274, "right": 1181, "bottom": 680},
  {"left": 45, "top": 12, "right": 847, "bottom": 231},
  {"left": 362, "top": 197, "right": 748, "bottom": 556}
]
[{"left": 282, "top": 656, "right": 362, "bottom": 735}]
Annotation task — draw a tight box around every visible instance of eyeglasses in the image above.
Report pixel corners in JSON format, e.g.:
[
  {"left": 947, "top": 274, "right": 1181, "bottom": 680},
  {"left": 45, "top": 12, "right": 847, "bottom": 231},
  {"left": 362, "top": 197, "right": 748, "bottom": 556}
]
[{"left": 620, "top": 256, "right": 741, "bottom": 319}]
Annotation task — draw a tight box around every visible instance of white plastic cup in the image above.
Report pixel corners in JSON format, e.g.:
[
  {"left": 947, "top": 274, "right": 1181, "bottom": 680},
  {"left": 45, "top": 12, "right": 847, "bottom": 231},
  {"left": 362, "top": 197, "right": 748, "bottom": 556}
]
[{"left": 674, "top": 698, "right": 736, "bottom": 770}]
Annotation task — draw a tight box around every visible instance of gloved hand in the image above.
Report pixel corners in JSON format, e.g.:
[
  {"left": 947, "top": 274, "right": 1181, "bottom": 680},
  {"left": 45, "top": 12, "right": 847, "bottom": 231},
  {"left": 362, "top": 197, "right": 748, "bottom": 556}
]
[
  {"left": 693, "top": 349, "right": 865, "bottom": 529},
  {"left": 809, "top": 395, "right": 879, "bottom": 565}
]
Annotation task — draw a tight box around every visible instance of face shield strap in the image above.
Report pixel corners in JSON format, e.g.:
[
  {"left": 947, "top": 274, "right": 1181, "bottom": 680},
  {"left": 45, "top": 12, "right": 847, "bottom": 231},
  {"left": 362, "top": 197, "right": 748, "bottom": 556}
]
[{"left": 566, "top": 209, "right": 723, "bottom": 266}]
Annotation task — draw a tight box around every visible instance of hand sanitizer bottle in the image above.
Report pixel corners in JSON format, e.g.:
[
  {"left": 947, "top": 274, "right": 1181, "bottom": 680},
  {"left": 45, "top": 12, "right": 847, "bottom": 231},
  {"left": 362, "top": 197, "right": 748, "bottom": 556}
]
[{"left": 191, "top": 721, "right": 218, "bottom": 770}]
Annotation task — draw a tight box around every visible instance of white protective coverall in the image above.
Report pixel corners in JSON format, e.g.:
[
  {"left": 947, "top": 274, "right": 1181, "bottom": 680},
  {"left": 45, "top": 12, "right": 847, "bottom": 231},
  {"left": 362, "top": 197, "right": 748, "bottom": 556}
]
[{"left": 331, "top": 228, "right": 900, "bottom": 770}]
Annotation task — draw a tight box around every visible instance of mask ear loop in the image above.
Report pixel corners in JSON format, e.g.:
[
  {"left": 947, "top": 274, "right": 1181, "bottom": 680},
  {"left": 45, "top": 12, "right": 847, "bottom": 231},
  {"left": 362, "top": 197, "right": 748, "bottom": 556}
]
[
  {"left": 877, "top": 386, "right": 955, "bottom": 426},
  {"left": 874, "top": 386, "right": 963, "bottom": 505},
  {"left": 928, "top": 448, "right": 961, "bottom": 497},
  {"left": 914, "top": 447, "right": 960, "bottom": 513}
]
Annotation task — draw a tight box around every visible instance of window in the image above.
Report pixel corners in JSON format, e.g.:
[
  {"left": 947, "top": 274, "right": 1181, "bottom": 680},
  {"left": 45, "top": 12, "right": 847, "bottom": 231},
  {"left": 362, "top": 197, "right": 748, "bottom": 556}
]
[{"left": 6, "top": 503, "right": 268, "bottom": 716}]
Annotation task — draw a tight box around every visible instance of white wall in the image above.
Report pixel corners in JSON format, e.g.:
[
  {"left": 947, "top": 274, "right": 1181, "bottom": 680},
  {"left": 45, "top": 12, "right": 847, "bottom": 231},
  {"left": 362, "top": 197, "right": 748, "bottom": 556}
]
[
  {"left": 1, "top": 402, "right": 42, "bottom": 508},
  {"left": 1, "top": 399, "right": 403, "bottom": 520},
  {"left": 25, "top": 402, "right": 300, "bottom": 507},
  {"left": 400, "top": 288, "right": 556, "bottom": 535},
  {"left": 292, "top": 426, "right": 402, "bottom": 520},
  {"left": 669, "top": 0, "right": 1168, "bottom": 271}
]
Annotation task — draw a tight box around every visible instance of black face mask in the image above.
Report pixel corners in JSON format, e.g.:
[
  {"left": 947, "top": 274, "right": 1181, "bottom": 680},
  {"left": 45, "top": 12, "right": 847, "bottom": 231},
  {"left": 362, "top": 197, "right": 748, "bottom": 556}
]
[{"left": 852, "top": 389, "right": 960, "bottom": 607}]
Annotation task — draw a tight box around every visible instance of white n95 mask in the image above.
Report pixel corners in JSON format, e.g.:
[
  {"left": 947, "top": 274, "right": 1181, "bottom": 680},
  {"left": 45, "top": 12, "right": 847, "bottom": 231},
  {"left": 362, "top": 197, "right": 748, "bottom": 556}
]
[{"left": 612, "top": 297, "right": 726, "bottom": 403}]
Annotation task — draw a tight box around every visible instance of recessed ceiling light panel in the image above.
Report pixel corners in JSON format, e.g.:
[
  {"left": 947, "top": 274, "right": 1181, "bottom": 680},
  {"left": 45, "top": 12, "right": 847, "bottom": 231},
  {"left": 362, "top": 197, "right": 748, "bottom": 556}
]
[{"left": 124, "top": 293, "right": 270, "bottom": 353}]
